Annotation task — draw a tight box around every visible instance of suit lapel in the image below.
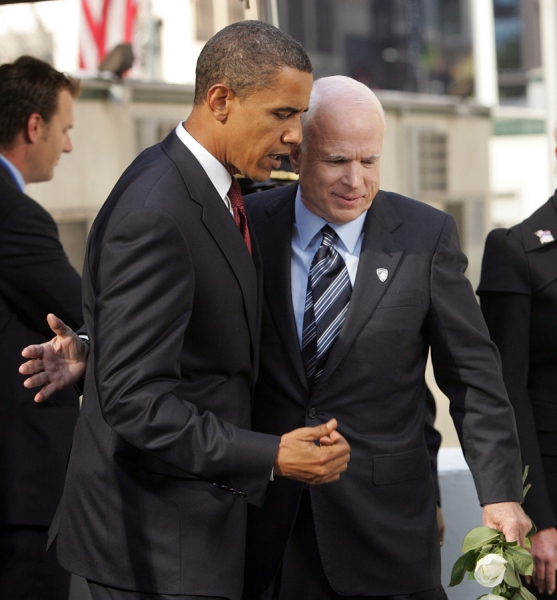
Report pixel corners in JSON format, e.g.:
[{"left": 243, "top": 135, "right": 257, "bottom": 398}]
[
  {"left": 314, "top": 191, "right": 404, "bottom": 394},
  {"left": 161, "top": 133, "right": 258, "bottom": 350},
  {"left": 519, "top": 192, "right": 557, "bottom": 291},
  {"left": 256, "top": 184, "right": 310, "bottom": 393}
]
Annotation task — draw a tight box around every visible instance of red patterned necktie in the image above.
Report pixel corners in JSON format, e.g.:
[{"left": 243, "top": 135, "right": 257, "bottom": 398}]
[{"left": 228, "top": 178, "right": 252, "bottom": 255}]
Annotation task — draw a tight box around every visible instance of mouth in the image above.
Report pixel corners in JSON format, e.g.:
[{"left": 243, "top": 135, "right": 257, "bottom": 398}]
[
  {"left": 333, "top": 193, "right": 361, "bottom": 204},
  {"left": 267, "top": 154, "right": 284, "bottom": 169}
]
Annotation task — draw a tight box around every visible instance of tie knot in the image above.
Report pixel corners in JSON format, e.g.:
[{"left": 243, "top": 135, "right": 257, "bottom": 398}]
[
  {"left": 321, "top": 225, "right": 337, "bottom": 248},
  {"left": 228, "top": 178, "right": 244, "bottom": 209}
]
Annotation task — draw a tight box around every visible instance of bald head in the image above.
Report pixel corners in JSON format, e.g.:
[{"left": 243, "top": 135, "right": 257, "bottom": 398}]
[
  {"left": 301, "top": 76, "right": 384, "bottom": 151},
  {"left": 290, "top": 75, "right": 385, "bottom": 224}
]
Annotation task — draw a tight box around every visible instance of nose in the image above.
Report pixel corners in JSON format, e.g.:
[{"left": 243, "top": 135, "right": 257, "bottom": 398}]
[
  {"left": 63, "top": 133, "right": 73, "bottom": 154},
  {"left": 282, "top": 117, "right": 303, "bottom": 146},
  {"left": 341, "top": 162, "right": 362, "bottom": 188}
]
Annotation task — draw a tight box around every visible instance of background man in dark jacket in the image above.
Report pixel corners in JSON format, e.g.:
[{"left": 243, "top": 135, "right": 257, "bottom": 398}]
[{"left": 0, "top": 56, "right": 83, "bottom": 600}]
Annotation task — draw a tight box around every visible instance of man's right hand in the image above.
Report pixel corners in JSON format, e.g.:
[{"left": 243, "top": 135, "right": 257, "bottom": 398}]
[
  {"left": 19, "top": 313, "right": 89, "bottom": 402},
  {"left": 274, "top": 418, "right": 350, "bottom": 484}
]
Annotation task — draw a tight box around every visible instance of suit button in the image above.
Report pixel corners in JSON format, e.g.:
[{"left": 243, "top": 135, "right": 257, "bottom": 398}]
[{"left": 307, "top": 407, "right": 318, "bottom": 419}]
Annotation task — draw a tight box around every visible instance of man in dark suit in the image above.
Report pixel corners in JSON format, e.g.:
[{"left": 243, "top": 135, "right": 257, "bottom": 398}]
[
  {"left": 22, "top": 22, "right": 350, "bottom": 600},
  {"left": 241, "top": 75, "right": 530, "bottom": 600},
  {"left": 478, "top": 194, "right": 557, "bottom": 598},
  {"left": 0, "top": 56, "right": 83, "bottom": 599}
]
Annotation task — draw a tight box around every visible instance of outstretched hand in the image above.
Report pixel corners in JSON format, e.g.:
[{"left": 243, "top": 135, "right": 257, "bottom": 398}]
[
  {"left": 482, "top": 501, "right": 532, "bottom": 548},
  {"left": 274, "top": 418, "right": 350, "bottom": 485},
  {"left": 19, "top": 313, "right": 89, "bottom": 402}
]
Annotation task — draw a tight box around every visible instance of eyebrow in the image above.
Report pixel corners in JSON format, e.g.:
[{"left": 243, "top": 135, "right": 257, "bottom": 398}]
[
  {"left": 274, "top": 106, "right": 305, "bottom": 114},
  {"left": 324, "top": 153, "right": 382, "bottom": 161}
]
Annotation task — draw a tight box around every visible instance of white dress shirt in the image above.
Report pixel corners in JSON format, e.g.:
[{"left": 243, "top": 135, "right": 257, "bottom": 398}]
[
  {"left": 174, "top": 122, "right": 234, "bottom": 216},
  {"left": 291, "top": 187, "right": 367, "bottom": 346}
]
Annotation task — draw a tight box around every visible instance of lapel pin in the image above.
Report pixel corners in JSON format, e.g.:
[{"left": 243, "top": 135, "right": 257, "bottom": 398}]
[
  {"left": 535, "top": 229, "right": 555, "bottom": 244},
  {"left": 376, "top": 268, "right": 388, "bottom": 282}
]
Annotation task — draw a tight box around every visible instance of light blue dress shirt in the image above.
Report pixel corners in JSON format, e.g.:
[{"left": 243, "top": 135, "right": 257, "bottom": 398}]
[
  {"left": 0, "top": 154, "right": 25, "bottom": 192},
  {"left": 291, "top": 187, "right": 367, "bottom": 346}
]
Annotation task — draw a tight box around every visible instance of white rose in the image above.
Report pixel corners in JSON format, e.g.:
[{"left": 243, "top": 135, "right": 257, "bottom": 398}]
[
  {"left": 474, "top": 554, "right": 508, "bottom": 587},
  {"left": 479, "top": 595, "right": 506, "bottom": 600}
]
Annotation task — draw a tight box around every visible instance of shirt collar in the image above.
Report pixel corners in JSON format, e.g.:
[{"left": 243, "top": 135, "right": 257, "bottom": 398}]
[
  {"left": 0, "top": 154, "right": 25, "bottom": 192},
  {"left": 175, "top": 122, "right": 232, "bottom": 200},
  {"left": 294, "top": 186, "right": 367, "bottom": 252}
]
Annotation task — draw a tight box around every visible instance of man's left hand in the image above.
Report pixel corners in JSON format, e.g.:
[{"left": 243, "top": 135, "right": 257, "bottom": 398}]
[{"left": 482, "top": 501, "right": 531, "bottom": 547}]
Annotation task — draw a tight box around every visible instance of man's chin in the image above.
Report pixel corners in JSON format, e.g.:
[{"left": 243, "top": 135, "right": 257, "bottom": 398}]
[{"left": 244, "top": 168, "right": 272, "bottom": 183}]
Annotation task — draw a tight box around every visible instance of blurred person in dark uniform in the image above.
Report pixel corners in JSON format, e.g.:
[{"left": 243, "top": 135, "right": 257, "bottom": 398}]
[
  {"left": 0, "top": 56, "right": 83, "bottom": 600},
  {"left": 478, "top": 143, "right": 557, "bottom": 597}
]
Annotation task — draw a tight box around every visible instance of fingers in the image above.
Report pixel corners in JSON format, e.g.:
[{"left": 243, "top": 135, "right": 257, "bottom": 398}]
[
  {"left": 19, "top": 357, "right": 44, "bottom": 374},
  {"left": 546, "top": 564, "right": 556, "bottom": 595},
  {"left": 534, "top": 560, "right": 546, "bottom": 594},
  {"left": 530, "top": 529, "right": 557, "bottom": 595},
  {"left": 22, "top": 371, "right": 49, "bottom": 389},
  {"left": 21, "top": 344, "right": 44, "bottom": 361},
  {"left": 302, "top": 419, "right": 338, "bottom": 441},
  {"left": 436, "top": 506, "right": 445, "bottom": 546},
  {"left": 33, "top": 383, "right": 58, "bottom": 403},
  {"left": 482, "top": 502, "right": 531, "bottom": 547},
  {"left": 46, "top": 313, "right": 71, "bottom": 337}
]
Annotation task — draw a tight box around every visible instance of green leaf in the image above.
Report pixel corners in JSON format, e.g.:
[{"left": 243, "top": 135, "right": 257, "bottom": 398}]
[
  {"left": 504, "top": 566, "right": 520, "bottom": 588},
  {"left": 505, "top": 552, "right": 517, "bottom": 571},
  {"left": 519, "top": 585, "right": 537, "bottom": 600},
  {"left": 527, "top": 522, "right": 537, "bottom": 537},
  {"left": 449, "top": 551, "right": 474, "bottom": 587},
  {"left": 462, "top": 526, "right": 502, "bottom": 553},
  {"left": 510, "top": 593, "right": 522, "bottom": 600},
  {"left": 506, "top": 547, "right": 534, "bottom": 576}
]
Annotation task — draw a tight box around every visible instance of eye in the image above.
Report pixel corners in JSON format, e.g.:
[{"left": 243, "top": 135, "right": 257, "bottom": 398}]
[
  {"left": 362, "top": 159, "right": 378, "bottom": 167},
  {"left": 274, "top": 112, "right": 291, "bottom": 120}
]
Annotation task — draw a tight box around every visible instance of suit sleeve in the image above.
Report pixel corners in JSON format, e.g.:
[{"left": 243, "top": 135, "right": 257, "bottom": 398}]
[
  {"left": 92, "top": 207, "right": 279, "bottom": 507},
  {"left": 478, "top": 229, "right": 557, "bottom": 529},
  {"left": 0, "top": 199, "right": 82, "bottom": 335},
  {"left": 427, "top": 215, "right": 523, "bottom": 505}
]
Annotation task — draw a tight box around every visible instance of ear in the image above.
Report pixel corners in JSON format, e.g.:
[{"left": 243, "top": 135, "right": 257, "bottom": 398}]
[
  {"left": 290, "top": 144, "right": 303, "bottom": 174},
  {"left": 206, "top": 84, "right": 235, "bottom": 123},
  {"left": 25, "top": 113, "right": 45, "bottom": 144}
]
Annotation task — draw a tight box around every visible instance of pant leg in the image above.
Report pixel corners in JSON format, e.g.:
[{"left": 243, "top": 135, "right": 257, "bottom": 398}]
[{"left": 0, "top": 524, "right": 71, "bottom": 600}]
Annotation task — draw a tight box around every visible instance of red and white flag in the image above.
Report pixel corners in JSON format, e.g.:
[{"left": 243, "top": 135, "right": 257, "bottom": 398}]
[{"left": 79, "top": 0, "right": 138, "bottom": 70}]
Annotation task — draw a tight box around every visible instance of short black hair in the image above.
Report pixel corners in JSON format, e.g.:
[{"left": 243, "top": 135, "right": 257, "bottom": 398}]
[
  {"left": 0, "top": 56, "right": 80, "bottom": 150},
  {"left": 194, "top": 20, "right": 312, "bottom": 105}
]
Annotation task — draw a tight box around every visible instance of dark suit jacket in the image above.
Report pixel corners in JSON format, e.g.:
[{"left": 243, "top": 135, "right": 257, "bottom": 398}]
[
  {"left": 478, "top": 193, "right": 557, "bottom": 531},
  {"left": 0, "top": 162, "right": 82, "bottom": 527},
  {"left": 52, "top": 132, "right": 280, "bottom": 599},
  {"left": 243, "top": 183, "right": 523, "bottom": 597}
]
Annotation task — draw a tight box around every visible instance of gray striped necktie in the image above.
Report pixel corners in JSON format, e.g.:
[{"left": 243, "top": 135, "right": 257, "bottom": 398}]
[{"left": 302, "top": 225, "right": 352, "bottom": 388}]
